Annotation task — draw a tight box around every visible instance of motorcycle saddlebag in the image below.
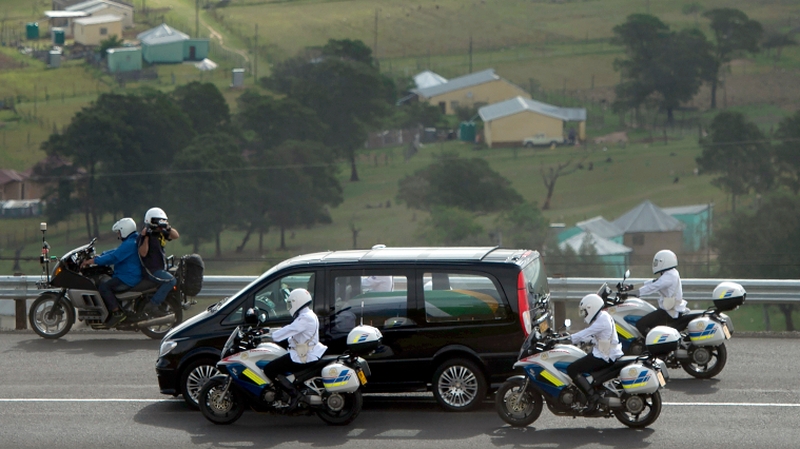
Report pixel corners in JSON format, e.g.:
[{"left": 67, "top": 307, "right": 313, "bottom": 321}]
[
  {"left": 179, "top": 254, "right": 204, "bottom": 297},
  {"left": 645, "top": 326, "right": 680, "bottom": 356}
]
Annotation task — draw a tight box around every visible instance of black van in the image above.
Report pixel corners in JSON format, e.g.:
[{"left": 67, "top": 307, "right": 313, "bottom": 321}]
[{"left": 155, "top": 246, "right": 550, "bottom": 412}]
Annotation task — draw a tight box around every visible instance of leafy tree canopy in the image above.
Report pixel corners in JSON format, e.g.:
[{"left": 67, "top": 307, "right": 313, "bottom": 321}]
[
  {"left": 494, "top": 202, "right": 551, "bottom": 250},
  {"left": 172, "top": 82, "right": 232, "bottom": 135},
  {"left": 774, "top": 110, "right": 800, "bottom": 194},
  {"left": 414, "top": 206, "right": 487, "bottom": 246},
  {"left": 397, "top": 152, "right": 524, "bottom": 213}
]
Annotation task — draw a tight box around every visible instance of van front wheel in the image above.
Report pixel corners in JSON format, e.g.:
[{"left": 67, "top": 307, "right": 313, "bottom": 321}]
[{"left": 432, "top": 358, "right": 487, "bottom": 412}]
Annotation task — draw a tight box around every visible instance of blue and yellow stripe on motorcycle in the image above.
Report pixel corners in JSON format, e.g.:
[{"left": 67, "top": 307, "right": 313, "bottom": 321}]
[
  {"left": 616, "top": 323, "right": 634, "bottom": 340},
  {"left": 689, "top": 323, "right": 717, "bottom": 341},
  {"left": 622, "top": 371, "right": 651, "bottom": 389},
  {"left": 323, "top": 369, "right": 352, "bottom": 388},
  {"left": 242, "top": 368, "right": 267, "bottom": 386}
]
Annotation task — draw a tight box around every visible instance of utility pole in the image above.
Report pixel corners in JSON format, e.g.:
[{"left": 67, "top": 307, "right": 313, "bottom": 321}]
[
  {"left": 468, "top": 34, "right": 473, "bottom": 73},
  {"left": 373, "top": 8, "right": 379, "bottom": 66},
  {"left": 254, "top": 24, "right": 258, "bottom": 84},
  {"left": 195, "top": 0, "right": 199, "bottom": 38}
]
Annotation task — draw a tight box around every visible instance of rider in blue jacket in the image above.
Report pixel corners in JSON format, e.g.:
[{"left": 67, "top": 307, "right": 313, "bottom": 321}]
[{"left": 81, "top": 218, "right": 142, "bottom": 327}]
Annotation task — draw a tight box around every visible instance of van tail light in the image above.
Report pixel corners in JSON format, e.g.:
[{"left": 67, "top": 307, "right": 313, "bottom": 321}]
[{"left": 517, "top": 272, "right": 531, "bottom": 336}]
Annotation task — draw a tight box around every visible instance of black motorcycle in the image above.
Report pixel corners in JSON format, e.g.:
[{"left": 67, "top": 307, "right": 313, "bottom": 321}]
[{"left": 29, "top": 225, "right": 203, "bottom": 340}]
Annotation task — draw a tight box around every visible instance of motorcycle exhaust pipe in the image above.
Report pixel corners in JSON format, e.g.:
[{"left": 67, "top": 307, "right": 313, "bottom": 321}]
[{"left": 136, "top": 314, "right": 176, "bottom": 328}]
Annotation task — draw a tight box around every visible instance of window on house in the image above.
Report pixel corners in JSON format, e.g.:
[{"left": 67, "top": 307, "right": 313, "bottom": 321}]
[
  {"left": 100, "top": 28, "right": 108, "bottom": 35},
  {"left": 632, "top": 234, "right": 645, "bottom": 246}
]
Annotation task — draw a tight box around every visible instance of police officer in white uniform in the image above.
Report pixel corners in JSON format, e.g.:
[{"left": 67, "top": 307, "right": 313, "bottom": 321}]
[
  {"left": 626, "top": 249, "right": 689, "bottom": 336},
  {"left": 264, "top": 288, "right": 327, "bottom": 410},
  {"left": 567, "top": 293, "right": 624, "bottom": 412}
]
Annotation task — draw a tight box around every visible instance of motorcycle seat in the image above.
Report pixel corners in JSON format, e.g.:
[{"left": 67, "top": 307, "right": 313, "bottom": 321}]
[
  {"left": 291, "top": 355, "right": 341, "bottom": 382},
  {"left": 591, "top": 356, "right": 640, "bottom": 385}
]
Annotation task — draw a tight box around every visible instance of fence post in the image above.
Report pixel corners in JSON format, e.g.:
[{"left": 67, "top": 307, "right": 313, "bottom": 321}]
[{"left": 14, "top": 273, "right": 27, "bottom": 330}]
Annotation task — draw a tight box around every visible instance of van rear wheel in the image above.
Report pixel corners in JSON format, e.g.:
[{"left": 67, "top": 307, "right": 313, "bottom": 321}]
[{"left": 432, "top": 358, "right": 487, "bottom": 412}]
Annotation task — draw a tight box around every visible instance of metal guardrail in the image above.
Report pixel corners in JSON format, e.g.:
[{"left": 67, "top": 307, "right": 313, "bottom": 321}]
[{"left": 2, "top": 276, "right": 798, "bottom": 330}]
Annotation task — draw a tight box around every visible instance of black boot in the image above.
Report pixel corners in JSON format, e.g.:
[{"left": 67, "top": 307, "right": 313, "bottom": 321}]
[
  {"left": 574, "top": 376, "right": 599, "bottom": 413},
  {"left": 276, "top": 374, "right": 300, "bottom": 411}
]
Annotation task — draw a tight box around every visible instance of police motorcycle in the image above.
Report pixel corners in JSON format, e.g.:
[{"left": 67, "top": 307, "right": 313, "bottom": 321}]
[
  {"left": 599, "top": 270, "right": 744, "bottom": 379},
  {"left": 29, "top": 222, "right": 202, "bottom": 340},
  {"left": 198, "top": 308, "right": 381, "bottom": 426},
  {"left": 495, "top": 294, "right": 675, "bottom": 429}
]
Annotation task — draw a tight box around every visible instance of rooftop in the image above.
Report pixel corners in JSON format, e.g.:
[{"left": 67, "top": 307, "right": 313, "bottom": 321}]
[
  {"left": 414, "top": 69, "right": 498, "bottom": 98},
  {"left": 479, "top": 96, "right": 587, "bottom": 122}
]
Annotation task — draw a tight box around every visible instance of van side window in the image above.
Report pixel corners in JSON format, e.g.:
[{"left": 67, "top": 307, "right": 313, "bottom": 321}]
[
  {"left": 423, "top": 272, "right": 507, "bottom": 323},
  {"left": 332, "top": 274, "right": 410, "bottom": 334},
  {"left": 222, "top": 272, "right": 315, "bottom": 325}
]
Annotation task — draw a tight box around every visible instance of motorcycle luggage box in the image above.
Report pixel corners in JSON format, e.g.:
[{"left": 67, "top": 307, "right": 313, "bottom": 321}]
[
  {"left": 713, "top": 295, "right": 744, "bottom": 312},
  {"left": 645, "top": 326, "right": 680, "bottom": 356}
]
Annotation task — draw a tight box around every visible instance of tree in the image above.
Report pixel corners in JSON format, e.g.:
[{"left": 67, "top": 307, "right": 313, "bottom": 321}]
[
  {"left": 254, "top": 140, "right": 343, "bottom": 250},
  {"left": 611, "top": 14, "right": 715, "bottom": 122},
  {"left": 494, "top": 202, "right": 551, "bottom": 250},
  {"left": 164, "top": 133, "right": 245, "bottom": 255},
  {"left": 762, "top": 32, "right": 798, "bottom": 62},
  {"left": 682, "top": 2, "right": 704, "bottom": 24},
  {"left": 540, "top": 157, "right": 586, "bottom": 210},
  {"left": 774, "top": 110, "right": 800, "bottom": 194},
  {"left": 703, "top": 8, "right": 763, "bottom": 108},
  {"left": 696, "top": 111, "right": 774, "bottom": 212},
  {"left": 397, "top": 152, "right": 523, "bottom": 213},
  {"left": 265, "top": 39, "right": 396, "bottom": 182},
  {"left": 98, "top": 35, "right": 124, "bottom": 59},
  {"left": 171, "top": 82, "right": 232, "bottom": 135},
  {"left": 414, "top": 206, "right": 487, "bottom": 246},
  {"left": 713, "top": 193, "right": 800, "bottom": 330}
]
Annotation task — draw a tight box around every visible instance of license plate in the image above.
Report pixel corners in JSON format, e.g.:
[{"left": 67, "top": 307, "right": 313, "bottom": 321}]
[
  {"left": 656, "top": 371, "right": 666, "bottom": 387},
  {"left": 722, "top": 324, "right": 731, "bottom": 339},
  {"left": 357, "top": 369, "right": 367, "bottom": 385}
]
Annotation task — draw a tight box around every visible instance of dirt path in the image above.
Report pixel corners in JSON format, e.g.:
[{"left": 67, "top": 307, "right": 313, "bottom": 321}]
[{"left": 201, "top": 17, "right": 249, "bottom": 63}]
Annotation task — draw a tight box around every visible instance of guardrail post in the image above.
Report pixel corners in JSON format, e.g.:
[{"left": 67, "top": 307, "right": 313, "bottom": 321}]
[{"left": 14, "top": 273, "right": 27, "bottom": 330}]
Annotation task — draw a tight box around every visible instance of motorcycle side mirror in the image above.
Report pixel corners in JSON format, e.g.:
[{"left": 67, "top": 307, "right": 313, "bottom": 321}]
[
  {"left": 244, "top": 307, "right": 260, "bottom": 325},
  {"left": 564, "top": 319, "right": 571, "bottom": 329},
  {"left": 624, "top": 269, "right": 630, "bottom": 280}
]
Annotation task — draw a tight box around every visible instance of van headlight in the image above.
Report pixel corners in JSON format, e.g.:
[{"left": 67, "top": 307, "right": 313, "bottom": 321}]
[{"left": 159, "top": 340, "right": 178, "bottom": 357}]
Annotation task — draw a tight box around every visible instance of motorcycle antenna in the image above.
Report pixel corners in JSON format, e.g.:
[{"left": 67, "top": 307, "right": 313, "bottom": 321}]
[{"left": 39, "top": 222, "right": 50, "bottom": 285}]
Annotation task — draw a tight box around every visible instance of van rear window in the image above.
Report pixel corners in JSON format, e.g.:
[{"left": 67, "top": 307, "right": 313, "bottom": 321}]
[{"left": 422, "top": 272, "right": 508, "bottom": 323}]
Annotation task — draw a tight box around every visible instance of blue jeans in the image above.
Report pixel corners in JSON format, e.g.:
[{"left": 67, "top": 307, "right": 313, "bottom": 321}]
[
  {"left": 147, "top": 270, "right": 176, "bottom": 305},
  {"left": 98, "top": 277, "right": 132, "bottom": 312}
]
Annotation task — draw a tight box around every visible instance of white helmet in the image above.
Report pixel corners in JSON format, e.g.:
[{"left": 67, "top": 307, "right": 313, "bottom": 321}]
[
  {"left": 286, "top": 288, "right": 312, "bottom": 317},
  {"left": 112, "top": 217, "right": 137, "bottom": 239},
  {"left": 144, "top": 207, "right": 168, "bottom": 226},
  {"left": 578, "top": 293, "right": 604, "bottom": 324},
  {"left": 652, "top": 249, "right": 678, "bottom": 274}
]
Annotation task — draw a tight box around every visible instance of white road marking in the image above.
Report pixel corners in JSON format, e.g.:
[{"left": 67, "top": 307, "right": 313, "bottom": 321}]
[
  {"left": 0, "top": 398, "right": 181, "bottom": 402},
  {"left": 664, "top": 402, "right": 800, "bottom": 407}
]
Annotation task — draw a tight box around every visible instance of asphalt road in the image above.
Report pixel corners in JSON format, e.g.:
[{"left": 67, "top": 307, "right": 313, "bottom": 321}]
[{"left": 0, "top": 331, "right": 798, "bottom": 449}]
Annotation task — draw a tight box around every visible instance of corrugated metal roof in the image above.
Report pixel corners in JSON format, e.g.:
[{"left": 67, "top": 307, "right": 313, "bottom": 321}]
[
  {"left": 478, "top": 96, "right": 587, "bottom": 122},
  {"left": 559, "top": 231, "right": 632, "bottom": 256},
  {"left": 414, "top": 69, "right": 498, "bottom": 98},
  {"left": 0, "top": 169, "right": 25, "bottom": 186},
  {"left": 413, "top": 70, "right": 448, "bottom": 89},
  {"left": 44, "top": 11, "right": 90, "bottom": 18},
  {"left": 66, "top": 0, "right": 131, "bottom": 13},
  {"left": 613, "top": 200, "right": 685, "bottom": 233},
  {"left": 73, "top": 14, "right": 122, "bottom": 25},
  {"left": 662, "top": 204, "right": 710, "bottom": 215},
  {"left": 107, "top": 46, "right": 139, "bottom": 54},
  {"left": 137, "top": 24, "right": 190, "bottom": 45},
  {"left": 576, "top": 216, "right": 624, "bottom": 239}
]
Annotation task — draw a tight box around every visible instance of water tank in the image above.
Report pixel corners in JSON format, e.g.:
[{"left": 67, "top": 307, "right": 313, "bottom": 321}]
[
  {"left": 49, "top": 50, "right": 61, "bottom": 68},
  {"left": 52, "top": 28, "right": 65, "bottom": 45},
  {"left": 26, "top": 22, "right": 39, "bottom": 40},
  {"left": 231, "top": 68, "right": 245, "bottom": 87},
  {"left": 459, "top": 121, "right": 476, "bottom": 142}
]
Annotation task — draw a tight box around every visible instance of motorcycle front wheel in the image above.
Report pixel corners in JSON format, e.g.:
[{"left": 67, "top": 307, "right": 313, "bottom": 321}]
[
  {"left": 614, "top": 391, "right": 662, "bottom": 428},
  {"left": 681, "top": 343, "right": 727, "bottom": 379},
  {"left": 495, "top": 377, "right": 543, "bottom": 427},
  {"left": 139, "top": 298, "right": 184, "bottom": 340},
  {"left": 29, "top": 292, "right": 74, "bottom": 339},
  {"left": 198, "top": 376, "right": 246, "bottom": 425},
  {"left": 316, "top": 390, "right": 363, "bottom": 426}
]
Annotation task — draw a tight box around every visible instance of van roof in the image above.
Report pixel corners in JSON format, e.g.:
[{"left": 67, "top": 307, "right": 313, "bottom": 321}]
[{"left": 278, "top": 246, "right": 539, "bottom": 267}]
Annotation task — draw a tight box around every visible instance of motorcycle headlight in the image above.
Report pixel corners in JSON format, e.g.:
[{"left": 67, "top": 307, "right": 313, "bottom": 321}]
[{"left": 159, "top": 340, "right": 178, "bottom": 357}]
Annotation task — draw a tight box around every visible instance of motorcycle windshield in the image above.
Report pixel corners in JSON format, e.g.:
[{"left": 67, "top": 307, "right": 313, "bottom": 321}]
[{"left": 221, "top": 326, "right": 241, "bottom": 359}]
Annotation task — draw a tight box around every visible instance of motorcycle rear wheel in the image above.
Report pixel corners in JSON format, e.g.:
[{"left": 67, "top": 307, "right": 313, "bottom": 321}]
[
  {"left": 29, "top": 293, "right": 74, "bottom": 339},
  {"left": 495, "top": 377, "right": 543, "bottom": 427},
  {"left": 198, "top": 376, "right": 246, "bottom": 425},
  {"left": 614, "top": 391, "right": 662, "bottom": 428},
  {"left": 140, "top": 299, "right": 183, "bottom": 340},
  {"left": 316, "top": 390, "right": 363, "bottom": 426},
  {"left": 681, "top": 343, "right": 727, "bottom": 379}
]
